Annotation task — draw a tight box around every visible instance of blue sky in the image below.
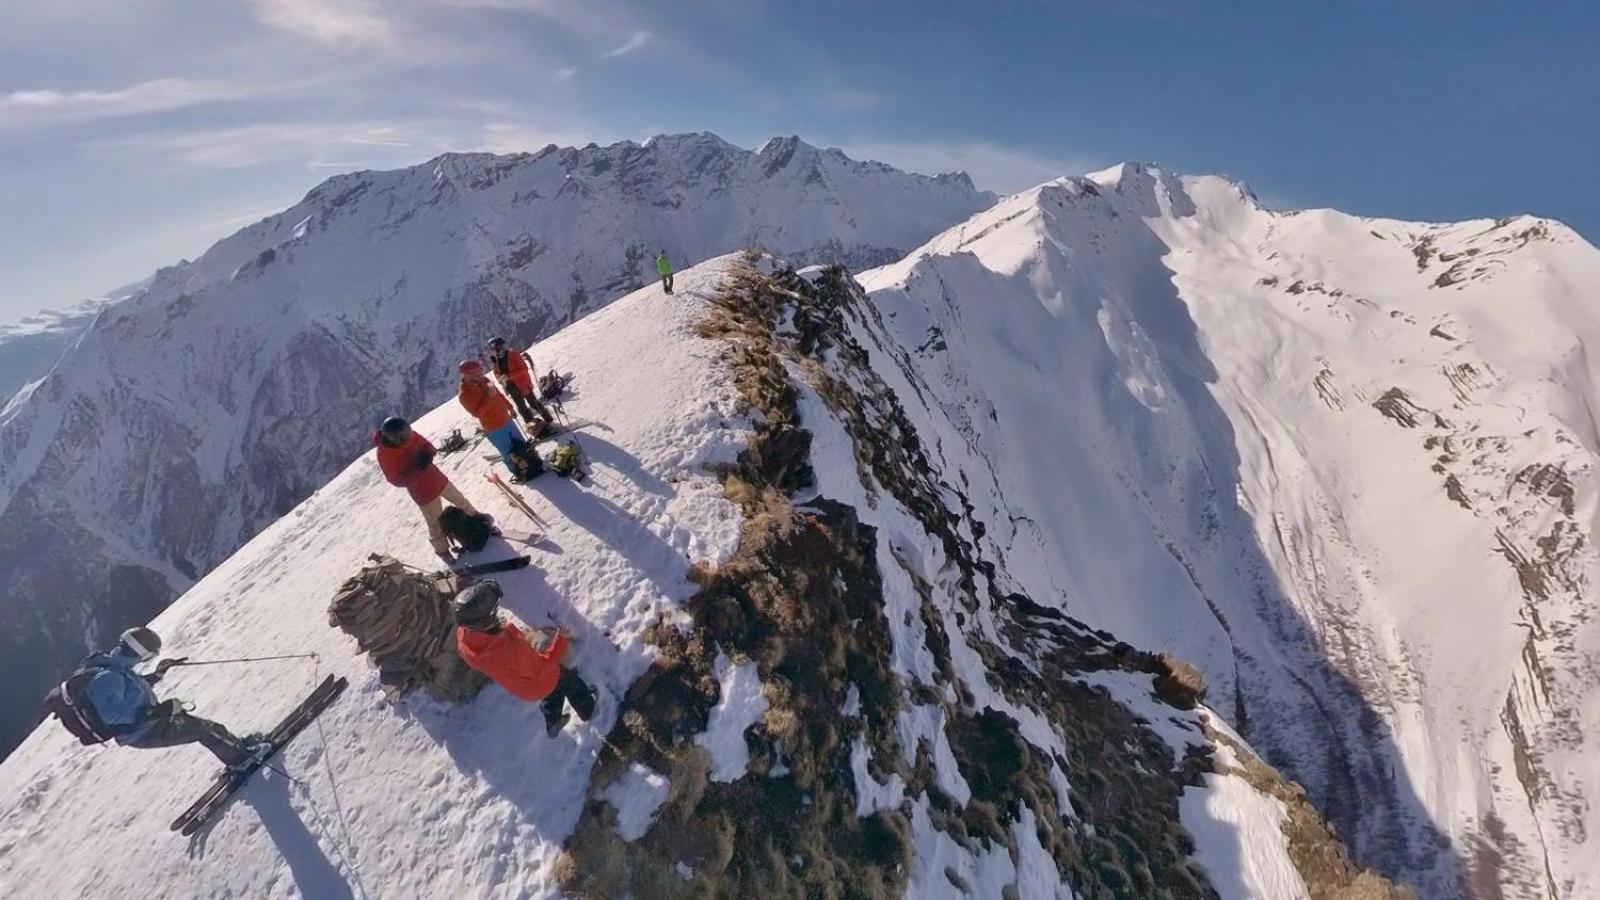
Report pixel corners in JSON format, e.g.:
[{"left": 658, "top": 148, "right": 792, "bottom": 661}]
[{"left": 2, "top": 0, "right": 1596, "bottom": 321}]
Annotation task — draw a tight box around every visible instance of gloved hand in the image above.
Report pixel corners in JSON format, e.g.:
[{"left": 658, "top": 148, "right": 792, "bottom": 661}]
[{"left": 154, "top": 657, "right": 190, "bottom": 676}]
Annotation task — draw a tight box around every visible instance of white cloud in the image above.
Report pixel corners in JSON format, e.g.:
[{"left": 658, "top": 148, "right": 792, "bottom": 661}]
[
  {"left": 555, "top": 66, "right": 580, "bottom": 80},
  {"left": 248, "top": 0, "right": 400, "bottom": 49},
  {"left": 88, "top": 121, "right": 450, "bottom": 169},
  {"left": 598, "top": 29, "right": 652, "bottom": 59},
  {"left": 838, "top": 139, "right": 1101, "bottom": 194},
  {"left": 0, "top": 79, "right": 245, "bottom": 129}
]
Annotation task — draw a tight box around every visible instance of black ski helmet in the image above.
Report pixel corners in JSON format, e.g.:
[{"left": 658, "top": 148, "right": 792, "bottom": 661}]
[
  {"left": 487, "top": 336, "right": 508, "bottom": 353},
  {"left": 453, "top": 581, "right": 504, "bottom": 630},
  {"left": 120, "top": 626, "right": 162, "bottom": 661},
  {"left": 379, "top": 416, "right": 412, "bottom": 445}
]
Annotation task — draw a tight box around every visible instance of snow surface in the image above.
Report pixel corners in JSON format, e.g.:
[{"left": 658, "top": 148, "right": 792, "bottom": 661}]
[
  {"left": 694, "top": 652, "right": 769, "bottom": 782},
  {"left": 1181, "top": 772, "right": 1310, "bottom": 900},
  {"left": 0, "top": 259, "right": 750, "bottom": 897},
  {"left": 600, "top": 762, "right": 670, "bottom": 842}
]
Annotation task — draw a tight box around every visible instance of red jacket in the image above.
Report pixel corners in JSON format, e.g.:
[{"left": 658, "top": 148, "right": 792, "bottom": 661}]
[
  {"left": 491, "top": 349, "right": 535, "bottom": 394},
  {"left": 457, "top": 622, "right": 570, "bottom": 701},
  {"left": 458, "top": 378, "right": 514, "bottom": 431},
  {"left": 374, "top": 431, "right": 448, "bottom": 506}
]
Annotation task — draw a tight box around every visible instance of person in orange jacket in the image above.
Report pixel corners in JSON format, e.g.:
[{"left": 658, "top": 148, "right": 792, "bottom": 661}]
[
  {"left": 457, "top": 360, "right": 534, "bottom": 481},
  {"left": 453, "top": 581, "right": 596, "bottom": 735},
  {"left": 486, "top": 336, "right": 552, "bottom": 431},
  {"left": 375, "top": 415, "right": 490, "bottom": 558}
]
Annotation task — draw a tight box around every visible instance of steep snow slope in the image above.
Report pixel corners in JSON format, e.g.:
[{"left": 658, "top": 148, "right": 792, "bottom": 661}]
[
  {"left": 855, "top": 167, "right": 1600, "bottom": 898},
  {"left": 0, "top": 258, "right": 1396, "bottom": 898},
  {"left": 0, "top": 133, "right": 994, "bottom": 758}
]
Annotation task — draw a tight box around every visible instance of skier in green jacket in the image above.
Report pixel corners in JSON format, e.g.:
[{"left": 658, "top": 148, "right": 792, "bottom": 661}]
[{"left": 656, "top": 251, "right": 674, "bottom": 294}]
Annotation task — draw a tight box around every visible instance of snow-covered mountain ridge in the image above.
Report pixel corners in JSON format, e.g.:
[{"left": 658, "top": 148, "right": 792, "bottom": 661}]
[
  {"left": 0, "top": 256, "right": 1401, "bottom": 899},
  {"left": 0, "top": 278, "right": 150, "bottom": 405},
  {"left": 853, "top": 163, "right": 1600, "bottom": 898},
  {"left": 0, "top": 133, "right": 994, "bottom": 758}
]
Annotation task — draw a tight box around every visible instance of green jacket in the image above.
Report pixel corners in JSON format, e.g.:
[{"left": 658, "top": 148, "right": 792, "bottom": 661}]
[{"left": 656, "top": 254, "right": 674, "bottom": 275}]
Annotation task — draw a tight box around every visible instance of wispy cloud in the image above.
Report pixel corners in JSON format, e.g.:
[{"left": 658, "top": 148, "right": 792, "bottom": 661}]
[
  {"left": 839, "top": 139, "right": 1101, "bottom": 194},
  {"left": 598, "top": 29, "right": 652, "bottom": 59},
  {"left": 555, "top": 66, "right": 580, "bottom": 81},
  {"left": 87, "top": 121, "right": 450, "bottom": 169},
  {"left": 0, "top": 79, "right": 246, "bottom": 129},
  {"left": 248, "top": 0, "right": 399, "bottom": 49}
]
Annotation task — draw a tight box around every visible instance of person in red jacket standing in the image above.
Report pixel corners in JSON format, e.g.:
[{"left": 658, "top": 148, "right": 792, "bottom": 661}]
[
  {"left": 453, "top": 581, "right": 596, "bottom": 735},
  {"left": 374, "top": 415, "right": 491, "bottom": 558},
  {"left": 486, "top": 336, "right": 551, "bottom": 431}
]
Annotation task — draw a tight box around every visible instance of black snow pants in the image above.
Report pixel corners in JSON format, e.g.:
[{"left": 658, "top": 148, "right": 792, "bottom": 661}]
[
  {"left": 541, "top": 668, "right": 597, "bottom": 730},
  {"left": 505, "top": 381, "right": 551, "bottom": 427},
  {"left": 124, "top": 701, "right": 249, "bottom": 766}
]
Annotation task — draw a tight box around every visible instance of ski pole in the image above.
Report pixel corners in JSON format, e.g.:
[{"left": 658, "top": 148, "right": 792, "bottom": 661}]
[{"left": 171, "top": 653, "right": 321, "bottom": 667}]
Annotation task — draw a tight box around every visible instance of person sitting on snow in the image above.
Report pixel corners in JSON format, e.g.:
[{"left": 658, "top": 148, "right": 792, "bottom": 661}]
[
  {"left": 457, "top": 360, "right": 537, "bottom": 482},
  {"left": 486, "top": 337, "right": 552, "bottom": 432},
  {"left": 453, "top": 581, "right": 596, "bottom": 736},
  {"left": 63, "top": 627, "right": 269, "bottom": 770},
  {"left": 374, "top": 415, "right": 492, "bottom": 559}
]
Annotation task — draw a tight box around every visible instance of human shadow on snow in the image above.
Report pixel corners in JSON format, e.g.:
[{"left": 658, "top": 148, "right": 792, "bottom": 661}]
[
  {"left": 184, "top": 769, "right": 359, "bottom": 899},
  {"left": 563, "top": 430, "right": 675, "bottom": 499}
]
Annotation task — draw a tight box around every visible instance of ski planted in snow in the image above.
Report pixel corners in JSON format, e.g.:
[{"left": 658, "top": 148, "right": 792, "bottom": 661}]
[
  {"left": 170, "top": 674, "right": 349, "bottom": 836},
  {"left": 449, "top": 555, "right": 532, "bottom": 576}
]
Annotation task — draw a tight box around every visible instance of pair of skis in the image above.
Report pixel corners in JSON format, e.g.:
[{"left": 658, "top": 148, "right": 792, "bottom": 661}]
[
  {"left": 170, "top": 674, "right": 349, "bottom": 836},
  {"left": 486, "top": 470, "right": 549, "bottom": 536}
]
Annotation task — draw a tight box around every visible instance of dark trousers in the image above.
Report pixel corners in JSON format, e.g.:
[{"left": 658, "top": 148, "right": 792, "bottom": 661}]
[
  {"left": 505, "top": 381, "right": 551, "bottom": 427},
  {"left": 125, "top": 703, "right": 248, "bottom": 766},
  {"left": 541, "top": 668, "right": 596, "bottom": 729},
  {"left": 660, "top": 273, "right": 674, "bottom": 293}
]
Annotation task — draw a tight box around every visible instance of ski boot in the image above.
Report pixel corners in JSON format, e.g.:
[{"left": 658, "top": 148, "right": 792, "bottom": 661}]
[{"left": 227, "top": 734, "right": 274, "bottom": 774}]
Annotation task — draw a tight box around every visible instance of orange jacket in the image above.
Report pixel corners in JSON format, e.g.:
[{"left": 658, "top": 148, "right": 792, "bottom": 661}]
[
  {"left": 491, "top": 349, "right": 535, "bottom": 394},
  {"left": 456, "top": 622, "right": 570, "bottom": 701},
  {"left": 458, "top": 377, "right": 514, "bottom": 431}
]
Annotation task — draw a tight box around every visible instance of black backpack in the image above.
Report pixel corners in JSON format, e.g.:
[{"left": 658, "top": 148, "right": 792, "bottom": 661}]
[
  {"left": 538, "top": 370, "right": 566, "bottom": 401},
  {"left": 440, "top": 506, "right": 492, "bottom": 552},
  {"left": 43, "top": 665, "right": 119, "bottom": 745},
  {"left": 509, "top": 442, "right": 544, "bottom": 480}
]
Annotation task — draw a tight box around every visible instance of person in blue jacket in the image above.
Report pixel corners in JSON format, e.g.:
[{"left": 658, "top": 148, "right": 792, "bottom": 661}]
[{"left": 82, "top": 627, "right": 267, "bottom": 769}]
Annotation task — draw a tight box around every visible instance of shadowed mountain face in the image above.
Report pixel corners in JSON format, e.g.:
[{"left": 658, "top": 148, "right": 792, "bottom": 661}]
[{"left": 0, "top": 134, "right": 995, "bottom": 758}]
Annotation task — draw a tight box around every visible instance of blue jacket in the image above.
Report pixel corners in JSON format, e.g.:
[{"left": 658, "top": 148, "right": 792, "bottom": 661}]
[{"left": 82, "top": 651, "right": 158, "bottom": 742}]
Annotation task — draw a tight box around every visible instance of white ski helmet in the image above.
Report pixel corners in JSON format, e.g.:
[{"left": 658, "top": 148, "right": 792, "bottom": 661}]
[{"left": 120, "top": 626, "right": 162, "bottom": 661}]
